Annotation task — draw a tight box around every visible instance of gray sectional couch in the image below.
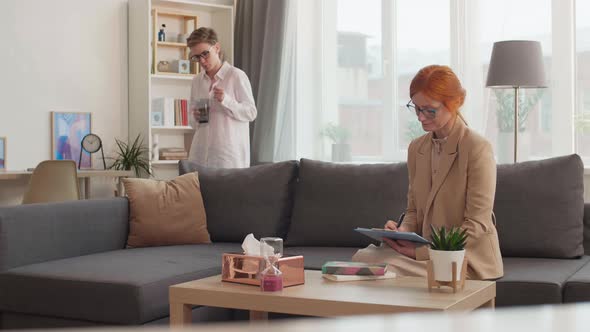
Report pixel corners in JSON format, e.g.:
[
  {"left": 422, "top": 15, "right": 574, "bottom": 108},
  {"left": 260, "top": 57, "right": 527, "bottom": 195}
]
[{"left": 0, "top": 155, "right": 588, "bottom": 328}]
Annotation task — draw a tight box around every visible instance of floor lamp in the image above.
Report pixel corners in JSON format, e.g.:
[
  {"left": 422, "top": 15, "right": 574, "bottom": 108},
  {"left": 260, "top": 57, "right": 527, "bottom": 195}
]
[{"left": 486, "top": 40, "right": 547, "bottom": 163}]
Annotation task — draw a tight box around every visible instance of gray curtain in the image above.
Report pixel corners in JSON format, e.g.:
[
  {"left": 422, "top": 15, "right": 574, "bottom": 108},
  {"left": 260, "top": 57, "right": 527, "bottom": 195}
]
[{"left": 235, "top": 0, "right": 295, "bottom": 164}]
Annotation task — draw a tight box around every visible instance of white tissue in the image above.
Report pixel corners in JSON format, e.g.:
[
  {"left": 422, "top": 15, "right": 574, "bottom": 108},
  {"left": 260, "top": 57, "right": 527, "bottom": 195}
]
[{"left": 241, "top": 233, "right": 274, "bottom": 256}]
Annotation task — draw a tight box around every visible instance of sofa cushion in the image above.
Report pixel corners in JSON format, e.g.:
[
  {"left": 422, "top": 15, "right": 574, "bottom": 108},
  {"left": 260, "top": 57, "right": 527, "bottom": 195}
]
[
  {"left": 496, "top": 256, "right": 590, "bottom": 306},
  {"left": 563, "top": 257, "right": 590, "bottom": 303},
  {"left": 584, "top": 203, "right": 590, "bottom": 256},
  {"left": 179, "top": 160, "right": 298, "bottom": 242},
  {"left": 0, "top": 198, "right": 128, "bottom": 272},
  {"left": 123, "top": 173, "right": 211, "bottom": 248},
  {"left": 494, "top": 154, "right": 585, "bottom": 258},
  {"left": 284, "top": 247, "right": 361, "bottom": 270},
  {"left": 0, "top": 243, "right": 241, "bottom": 325},
  {"left": 286, "top": 159, "right": 408, "bottom": 247}
]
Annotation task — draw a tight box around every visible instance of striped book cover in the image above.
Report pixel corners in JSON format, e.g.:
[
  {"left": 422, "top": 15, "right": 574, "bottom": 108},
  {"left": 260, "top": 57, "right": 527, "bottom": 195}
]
[{"left": 321, "top": 261, "right": 387, "bottom": 276}]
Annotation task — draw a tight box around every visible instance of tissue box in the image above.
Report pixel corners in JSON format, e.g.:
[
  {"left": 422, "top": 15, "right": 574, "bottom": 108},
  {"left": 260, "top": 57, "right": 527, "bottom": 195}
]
[{"left": 221, "top": 253, "right": 305, "bottom": 287}]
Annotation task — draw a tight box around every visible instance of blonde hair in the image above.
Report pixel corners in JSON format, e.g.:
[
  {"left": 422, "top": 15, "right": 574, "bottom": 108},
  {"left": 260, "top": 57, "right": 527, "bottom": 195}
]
[{"left": 187, "top": 27, "right": 218, "bottom": 48}]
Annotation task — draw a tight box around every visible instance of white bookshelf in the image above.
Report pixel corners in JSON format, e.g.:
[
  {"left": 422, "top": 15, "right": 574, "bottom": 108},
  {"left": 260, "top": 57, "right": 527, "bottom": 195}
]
[
  {"left": 129, "top": 0, "right": 234, "bottom": 180},
  {"left": 151, "top": 73, "right": 196, "bottom": 81},
  {"left": 151, "top": 126, "right": 194, "bottom": 132},
  {"left": 152, "top": 160, "right": 184, "bottom": 165}
]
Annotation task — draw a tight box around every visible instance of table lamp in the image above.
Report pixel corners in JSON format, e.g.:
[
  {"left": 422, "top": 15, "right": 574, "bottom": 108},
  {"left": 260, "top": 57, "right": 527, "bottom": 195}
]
[{"left": 486, "top": 40, "right": 547, "bottom": 163}]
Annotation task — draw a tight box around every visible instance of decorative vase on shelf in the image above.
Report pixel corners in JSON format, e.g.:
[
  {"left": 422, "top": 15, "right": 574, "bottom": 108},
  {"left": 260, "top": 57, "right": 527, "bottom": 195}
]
[
  {"left": 152, "top": 134, "right": 159, "bottom": 161},
  {"left": 157, "top": 61, "right": 170, "bottom": 73}
]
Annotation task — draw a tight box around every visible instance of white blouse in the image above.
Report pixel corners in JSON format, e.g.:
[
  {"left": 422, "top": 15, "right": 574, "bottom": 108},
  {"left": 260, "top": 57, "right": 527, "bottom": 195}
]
[{"left": 188, "top": 62, "right": 257, "bottom": 168}]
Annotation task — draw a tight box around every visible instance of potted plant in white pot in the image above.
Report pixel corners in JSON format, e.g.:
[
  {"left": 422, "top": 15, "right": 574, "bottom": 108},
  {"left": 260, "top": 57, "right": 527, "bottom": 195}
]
[
  {"left": 428, "top": 225, "right": 468, "bottom": 282},
  {"left": 320, "top": 122, "right": 352, "bottom": 162}
]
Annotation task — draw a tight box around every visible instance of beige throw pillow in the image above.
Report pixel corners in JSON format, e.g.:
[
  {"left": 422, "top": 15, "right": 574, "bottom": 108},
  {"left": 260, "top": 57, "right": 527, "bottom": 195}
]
[{"left": 123, "top": 173, "right": 211, "bottom": 247}]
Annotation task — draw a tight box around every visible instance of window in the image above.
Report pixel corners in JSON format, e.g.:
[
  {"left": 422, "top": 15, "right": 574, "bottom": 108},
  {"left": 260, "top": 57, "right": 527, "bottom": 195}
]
[
  {"left": 576, "top": 0, "right": 590, "bottom": 163},
  {"left": 334, "top": 0, "right": 387, "bottom": 161},
  {"left": 314, "top": 0, "right": 451, "bottom": 162},
  {"left": 293, "top": 0, "right": 584, "bottom": 165},
  {"left": 468, "top": 0, "right": 552, "bottom": 163},
  {"left": 396, "top": 0, "right": 450, "bottom": 151}
]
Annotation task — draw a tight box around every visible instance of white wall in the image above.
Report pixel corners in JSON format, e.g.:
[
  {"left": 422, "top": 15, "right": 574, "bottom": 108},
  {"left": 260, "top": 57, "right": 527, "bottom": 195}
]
[
  {"left": 0, "top": 0, "right": 587, "bottom": 205},
  {"left": 0, "top": 0, "right": 129, "bottom": 205}
]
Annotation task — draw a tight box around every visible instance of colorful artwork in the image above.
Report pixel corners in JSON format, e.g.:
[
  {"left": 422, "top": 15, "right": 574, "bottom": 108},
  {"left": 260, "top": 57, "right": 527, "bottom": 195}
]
[
  {"left": 0, "top": 137, "right": 5, "bottom": 169},
  {"left": 51, "top": 112, "right": 92, "bottom": 168}
]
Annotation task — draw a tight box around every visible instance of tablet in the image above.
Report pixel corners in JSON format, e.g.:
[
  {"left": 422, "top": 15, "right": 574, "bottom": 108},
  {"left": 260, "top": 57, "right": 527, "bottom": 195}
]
[{"left": 355, "top": 227, "right": 431, "bottom": 245}]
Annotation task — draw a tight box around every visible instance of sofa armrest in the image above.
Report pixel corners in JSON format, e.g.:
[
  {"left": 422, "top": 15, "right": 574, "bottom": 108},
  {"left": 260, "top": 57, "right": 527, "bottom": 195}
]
[
  {"left": 0, "top": 198, "right": 129, "bottom": 271},
  {"left": 585, "top": 203, "right": 590, "bottom": 256}
]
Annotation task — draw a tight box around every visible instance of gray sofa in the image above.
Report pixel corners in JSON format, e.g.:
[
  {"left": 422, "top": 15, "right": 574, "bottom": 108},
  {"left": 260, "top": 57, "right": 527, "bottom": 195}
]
[{"left": 0, "top": 155, "right": 588, "bottom": 329}]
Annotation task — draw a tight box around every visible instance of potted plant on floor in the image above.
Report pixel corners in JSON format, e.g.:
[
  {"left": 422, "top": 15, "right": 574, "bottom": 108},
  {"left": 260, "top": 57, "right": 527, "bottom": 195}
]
[
  {"left": 428, "top": 225, "right": 468, "bottom": 282},
  {"left": 320, "top": 122, "right": 352, "bottom": 162}
]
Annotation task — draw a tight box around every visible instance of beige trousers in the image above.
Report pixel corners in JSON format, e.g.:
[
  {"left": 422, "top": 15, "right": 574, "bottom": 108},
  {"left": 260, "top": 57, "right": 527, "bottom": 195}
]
[
  {"left": 352, "top": 243, "right": 428, "bottom": 278},
  {"left": 352, "top": 243, "right": 476, "bottom": 279}
]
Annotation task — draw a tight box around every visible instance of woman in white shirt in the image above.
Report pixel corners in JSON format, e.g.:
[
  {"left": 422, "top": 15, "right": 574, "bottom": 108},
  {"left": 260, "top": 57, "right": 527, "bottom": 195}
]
[{"left": 186, "top": 27, "right": 257, "bottom": 168}]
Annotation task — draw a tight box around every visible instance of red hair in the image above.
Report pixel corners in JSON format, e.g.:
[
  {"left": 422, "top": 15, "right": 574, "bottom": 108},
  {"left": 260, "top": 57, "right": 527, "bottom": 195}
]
[{"left": 409, "top": 65, "right": 466, "bottom": 114}]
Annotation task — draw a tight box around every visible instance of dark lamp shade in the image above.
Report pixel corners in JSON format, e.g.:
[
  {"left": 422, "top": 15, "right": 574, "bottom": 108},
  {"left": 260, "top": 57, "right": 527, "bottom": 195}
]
[{"left": 486, "top": 40, "right": 547, "bottom": 88}]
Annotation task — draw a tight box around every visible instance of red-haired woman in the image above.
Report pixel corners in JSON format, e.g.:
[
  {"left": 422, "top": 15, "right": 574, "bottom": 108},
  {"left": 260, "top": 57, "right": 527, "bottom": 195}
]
[{"left": 353, "top": 65, "right": 503, "bottom": 280}]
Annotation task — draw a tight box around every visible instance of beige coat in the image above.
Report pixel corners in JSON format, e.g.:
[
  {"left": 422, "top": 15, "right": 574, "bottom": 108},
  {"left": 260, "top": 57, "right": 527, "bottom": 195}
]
[{"left": 353, "top": 118, "right": 504, "bottom": 280}]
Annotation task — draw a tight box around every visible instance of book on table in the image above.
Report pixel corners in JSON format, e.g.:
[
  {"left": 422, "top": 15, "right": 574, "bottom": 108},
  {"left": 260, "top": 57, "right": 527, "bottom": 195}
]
[
  {"left": 322, "top": 271, "right": 396, "bottom": 282},
  {"left": 321, "top": 261, "right": 387, "bottom": 276}
]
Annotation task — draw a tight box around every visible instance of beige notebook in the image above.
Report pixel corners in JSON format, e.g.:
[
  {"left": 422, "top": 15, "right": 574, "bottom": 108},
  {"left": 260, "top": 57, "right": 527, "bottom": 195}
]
[{"left": 322, "top": 271, "right": 397, "bottom": 282}]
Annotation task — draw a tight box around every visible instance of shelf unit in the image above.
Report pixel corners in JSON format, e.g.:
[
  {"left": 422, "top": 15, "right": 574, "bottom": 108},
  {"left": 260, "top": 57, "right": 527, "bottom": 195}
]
[
  {"left": 157, "top": 41, "right": 189, "bottom": 48},
  {"left": 129, "top": 0, "right": 234, "bottom": 179},
  {"left": 152, "top": 8, "right": 198, "bottom": 76},
  {"left": 151, "top": 73, "right": 195, "bottom": 81},
  {"left": 151, "top": 126, "right": 194, "bottom": 133},
  {"left": 152, "top": 160, "right": 185, "bottom": 165}
]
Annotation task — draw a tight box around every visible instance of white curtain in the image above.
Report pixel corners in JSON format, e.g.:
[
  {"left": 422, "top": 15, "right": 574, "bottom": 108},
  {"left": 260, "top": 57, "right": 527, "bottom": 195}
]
[
  {"left": 234, "top": 0, "right": 297, "bottom": 164},
  {"left": 244, "top": 0, "right": 585, "bottom": 164}
]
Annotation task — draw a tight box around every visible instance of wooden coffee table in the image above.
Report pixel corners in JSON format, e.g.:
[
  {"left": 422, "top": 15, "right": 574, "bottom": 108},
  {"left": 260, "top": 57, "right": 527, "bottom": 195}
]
[{"left": 169, "top": 270, "right": 495, "bottom": 326}]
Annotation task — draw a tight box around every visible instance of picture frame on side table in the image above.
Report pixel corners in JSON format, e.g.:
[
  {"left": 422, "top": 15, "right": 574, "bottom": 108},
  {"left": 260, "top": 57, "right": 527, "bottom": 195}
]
[
  {"left": 0, "top": 137, "right": 6, "bottom": 170},
  {"left": 51, "top": 112, "right": 92, "bottom": 169}
]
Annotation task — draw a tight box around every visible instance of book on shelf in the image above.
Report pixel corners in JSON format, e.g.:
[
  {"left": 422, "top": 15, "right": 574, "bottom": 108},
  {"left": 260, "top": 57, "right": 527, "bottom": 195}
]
[
  {"left": 160, "top": 147, "right": 186, "bottom": 152},
  {"left": 152, "top": 97, "right": 190, "bottom": 127},
  {"left": 158, "top": 156, "right": 188, "bottom": 160},
  {"left": 321, "top": 261, "right": 387, "bottom": 276},
  {"left": 159, "top": 148, "right": 187, "bottom": 160},
  {"left": 152, "top": 97, "right": 174, "bottom": 127},
  {"left": 159, "top": 152, "right": 188, "bottom": 157},
  {"left": 322, "top": 271, "right": 396, "bottom": 282}
]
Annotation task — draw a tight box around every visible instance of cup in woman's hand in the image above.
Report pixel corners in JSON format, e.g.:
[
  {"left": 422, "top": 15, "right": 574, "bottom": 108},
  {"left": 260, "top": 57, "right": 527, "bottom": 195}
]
[
  {"left": 191, "top": 99, "right": 210, "bottom": 124},
  {"left": 190, "top": 109, "right": 200, "bottom": 122}
]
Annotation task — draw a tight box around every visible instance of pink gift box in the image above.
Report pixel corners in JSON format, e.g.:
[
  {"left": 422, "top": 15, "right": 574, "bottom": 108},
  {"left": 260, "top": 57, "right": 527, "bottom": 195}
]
[{"left": 221, "top": 253, "right": 305, "bottom": 287}]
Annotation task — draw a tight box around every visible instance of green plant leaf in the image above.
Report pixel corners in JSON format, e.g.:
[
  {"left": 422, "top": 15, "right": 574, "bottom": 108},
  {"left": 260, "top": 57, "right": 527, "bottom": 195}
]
[
  {"left": 429, "top": 225, "right": 468, "bottom": 251},
  {"left": 494, "top": 89, "right": 544, "bottom": 133},
  {"left": 107, "top": 134, "right": 152, "bottom": 177},
  {"left": 320, "top": 122, "right": 351, "bottom": 144}
]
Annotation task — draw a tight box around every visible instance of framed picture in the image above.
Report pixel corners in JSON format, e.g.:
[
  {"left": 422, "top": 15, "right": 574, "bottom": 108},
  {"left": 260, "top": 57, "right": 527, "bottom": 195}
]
[
  {"left": 152, "top": 110, "right": 164, "bottom": 126},
  {"left": 51, "top": 112, "right": 92, "bottom": 168},
  {"left": 0, "top": 137, "right": 5, "bottom": 170}
]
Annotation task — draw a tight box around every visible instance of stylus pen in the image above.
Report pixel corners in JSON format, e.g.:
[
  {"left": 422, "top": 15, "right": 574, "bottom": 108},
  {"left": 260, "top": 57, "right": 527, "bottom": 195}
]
[{"left": 397, "top": 213, "right": 405, "bottom": 228}]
